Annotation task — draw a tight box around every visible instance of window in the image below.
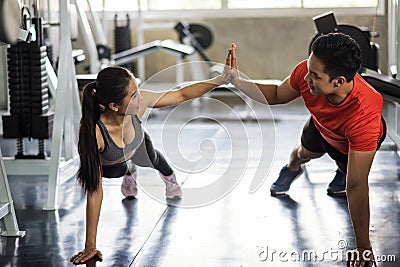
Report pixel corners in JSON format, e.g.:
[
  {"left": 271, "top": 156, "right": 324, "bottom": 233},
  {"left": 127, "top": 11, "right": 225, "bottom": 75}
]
[
  {"left": 228, "top": 0, "right": 379, "bottom": 9},
  {"left": 302, "top": 0, "right": 379, "bottom": 8},
  {"left": 89, "top": 0, "right": 382, "bottom": 16},
  {"left": 91, "top": 0, "right": 137, "bottom": 12},
  {"left": 147, "top": 0, "right": 221, "bottom": 10},
  {"left": 228, "top": 0, "right": 301, "bottom": 9}
]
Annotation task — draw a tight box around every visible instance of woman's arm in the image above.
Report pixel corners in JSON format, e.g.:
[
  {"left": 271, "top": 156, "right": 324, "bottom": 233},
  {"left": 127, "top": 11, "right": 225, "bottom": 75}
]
[
  {"left": 85, "top": 179, "right": 103, "bottom": 250},
  {"left": 70, "top": 178, "right": 104, "bottom": 264},
  {"left": 139, "top": 50, "right": 232, "bottom": 110}
]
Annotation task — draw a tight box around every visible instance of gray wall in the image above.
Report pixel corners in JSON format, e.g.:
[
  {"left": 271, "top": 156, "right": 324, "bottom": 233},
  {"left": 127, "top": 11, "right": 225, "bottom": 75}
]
[
  {"left": 205, "top": 15, "right": 388, "bottom": 79},
  {"left": 125, "top": 15, "right": 387, "bottom": 82}
]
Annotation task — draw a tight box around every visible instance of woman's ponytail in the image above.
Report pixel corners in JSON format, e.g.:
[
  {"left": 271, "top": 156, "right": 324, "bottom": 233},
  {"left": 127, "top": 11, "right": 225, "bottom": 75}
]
[
  {"left": 77, "top": 66, "right": 132, "bottom": 194},
  {"left": 77, "top": 81, "right": 102, "bottom": 194}
]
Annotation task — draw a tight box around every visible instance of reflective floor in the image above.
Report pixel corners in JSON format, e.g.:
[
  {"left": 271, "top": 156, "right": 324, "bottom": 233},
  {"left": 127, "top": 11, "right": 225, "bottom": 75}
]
[{"left": 0, "top": 97, "right": 399, "bottom": 267}]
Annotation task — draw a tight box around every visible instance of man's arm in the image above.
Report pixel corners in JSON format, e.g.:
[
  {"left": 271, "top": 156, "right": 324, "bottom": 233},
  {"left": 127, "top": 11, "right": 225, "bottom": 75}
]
[
  {"left": 234, "top": 76, "right": 301, "bottom": 105},
  {"left": 346, "top": 149, "right": 376, "bottom": 249},
  {"left": 230, "top": 43, "right": 300, "bottom": 105}
]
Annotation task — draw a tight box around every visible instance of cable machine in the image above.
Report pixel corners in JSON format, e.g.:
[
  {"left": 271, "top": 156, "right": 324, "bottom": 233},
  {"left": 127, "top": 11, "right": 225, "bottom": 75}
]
[{"left": 0, "top": 0, "right": 81, "bottom": 210}]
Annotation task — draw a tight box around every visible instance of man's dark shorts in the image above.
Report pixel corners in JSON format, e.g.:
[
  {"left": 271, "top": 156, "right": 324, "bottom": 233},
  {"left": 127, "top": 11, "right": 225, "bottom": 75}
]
[{"left": 300, "top": 116, "right": 387, "bottom": 173}]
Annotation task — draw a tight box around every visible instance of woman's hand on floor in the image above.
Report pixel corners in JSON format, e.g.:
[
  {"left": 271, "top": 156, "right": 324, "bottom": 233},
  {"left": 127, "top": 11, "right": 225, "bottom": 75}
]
[{"left": 70, "top": 247, "right": 103, "bottom": 265}]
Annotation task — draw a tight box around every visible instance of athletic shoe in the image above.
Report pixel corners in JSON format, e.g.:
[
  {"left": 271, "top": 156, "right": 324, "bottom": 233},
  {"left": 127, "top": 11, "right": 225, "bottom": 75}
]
[
  {"left": 121, "top": 171, "right": 138, "bottom": 198},
  {"left": 327, "top": 169, "right": 346, "bottom": 196},
  {"left": 160, "top": 172, "right": 182, "bottom": 199},
  {"left": 270, "top": 165, "right": 304, "bottom": 196}
]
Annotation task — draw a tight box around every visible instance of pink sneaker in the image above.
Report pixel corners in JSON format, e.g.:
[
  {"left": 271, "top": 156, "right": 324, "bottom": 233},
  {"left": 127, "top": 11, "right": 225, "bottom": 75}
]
[
  {"left": 121, "top": 171, "right": 137, "bottom": 198},
  {"left": 160, "top": 172, "right": 182, "bottom": 199}
]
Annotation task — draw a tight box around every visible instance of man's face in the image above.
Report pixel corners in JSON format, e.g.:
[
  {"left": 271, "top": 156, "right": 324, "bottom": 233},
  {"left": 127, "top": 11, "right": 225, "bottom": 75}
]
[{"left": 304, "top": 53, "right": 337, "bottom": 96}]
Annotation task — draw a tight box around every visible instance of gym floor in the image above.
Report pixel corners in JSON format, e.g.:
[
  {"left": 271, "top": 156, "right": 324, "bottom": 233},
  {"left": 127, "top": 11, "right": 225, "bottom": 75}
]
[{"left": 0, "top": 96, "right": 399, "bottom": 267}]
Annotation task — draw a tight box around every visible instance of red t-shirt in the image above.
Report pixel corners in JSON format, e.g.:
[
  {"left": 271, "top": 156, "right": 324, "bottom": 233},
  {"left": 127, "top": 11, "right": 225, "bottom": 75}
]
[{"left": 290, "top": 60, "right": 384, "bottom": 154}]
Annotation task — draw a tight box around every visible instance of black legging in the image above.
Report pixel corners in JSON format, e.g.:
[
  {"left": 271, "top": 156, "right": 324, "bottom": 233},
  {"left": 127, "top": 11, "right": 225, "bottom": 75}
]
[{"left": 101, "top": 132, "right": 173, "bottom": 178}]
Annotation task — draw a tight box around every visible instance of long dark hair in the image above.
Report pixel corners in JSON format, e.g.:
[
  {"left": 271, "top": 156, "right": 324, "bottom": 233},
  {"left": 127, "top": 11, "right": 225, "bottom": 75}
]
[
  {"left": 311, "top": 32, "right": 361, "bottom": 82},
  {"left": 77, "top": 66, "right": 132, "bottom": 194}
]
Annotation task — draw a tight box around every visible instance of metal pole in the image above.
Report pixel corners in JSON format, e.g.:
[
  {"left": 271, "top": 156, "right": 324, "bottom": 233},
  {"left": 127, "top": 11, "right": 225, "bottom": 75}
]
[
  {"left": 45, "top": 0, "right": 72, "bottom": 210},
  {"left": 388, "top": 0, "right": 395, "bottom": 74},
  {"left": 396, "top": 0, "right": 400, "bottom": 80},
  {"left": 75, "top": 0, "right": 100, "bottom": 73},
  {"left": 137, "top": 0, "right": 145, "bottom": 80},
  {"left": 0, "top": 149, "right": 25, "bottom": 237},
  {"left": 32, "top": 0, "right": 40, "bottom": 17},
  {"left": 87, "top": 0, "right": 108, "bottom": 45}
]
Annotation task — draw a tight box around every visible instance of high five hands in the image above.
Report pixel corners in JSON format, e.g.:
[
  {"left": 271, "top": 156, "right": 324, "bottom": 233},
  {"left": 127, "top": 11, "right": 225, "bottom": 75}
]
[{"left": 220, "top": 43, "right": 240, "bottom": 86}]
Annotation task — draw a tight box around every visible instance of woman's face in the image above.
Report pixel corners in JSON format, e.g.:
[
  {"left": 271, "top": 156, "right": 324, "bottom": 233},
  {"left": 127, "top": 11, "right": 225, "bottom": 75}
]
[{"left": 120, "top": 77, "right": 143, "bottom": 115}]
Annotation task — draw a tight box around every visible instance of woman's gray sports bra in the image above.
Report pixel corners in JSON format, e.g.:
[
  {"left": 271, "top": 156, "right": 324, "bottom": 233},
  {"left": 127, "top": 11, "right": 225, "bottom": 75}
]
[{"left": 97, "top": 115, "right": 144, "bottom": 163}]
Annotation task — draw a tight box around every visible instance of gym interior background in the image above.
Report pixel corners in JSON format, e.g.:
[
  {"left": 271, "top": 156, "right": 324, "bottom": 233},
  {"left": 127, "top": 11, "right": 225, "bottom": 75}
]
[
  {"left": 110, "top": 15, "right": 388, "bottom": 82},
  {"left": 73, "top": 8, "right": 389, "bottom": 82},
  {"left": 0, "top": 0, "right": 399, "bottom": 266}
]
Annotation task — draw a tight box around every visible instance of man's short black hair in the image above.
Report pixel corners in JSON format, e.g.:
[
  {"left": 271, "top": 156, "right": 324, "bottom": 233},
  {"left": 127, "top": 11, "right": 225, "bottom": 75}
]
[{"left": 310, "top": 32, "right": 361, "bottom": 82}]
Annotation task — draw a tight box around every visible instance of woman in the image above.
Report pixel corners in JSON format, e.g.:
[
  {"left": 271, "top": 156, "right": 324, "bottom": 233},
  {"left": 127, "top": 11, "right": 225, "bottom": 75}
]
[{"left": 70, "top": 50, "right": 232, "bottom": 264}]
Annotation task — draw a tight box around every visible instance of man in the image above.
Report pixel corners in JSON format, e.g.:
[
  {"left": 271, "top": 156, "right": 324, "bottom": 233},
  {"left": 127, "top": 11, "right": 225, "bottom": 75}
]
[{"left": 228, "top": 33, "right": 386, "bottom": 267}]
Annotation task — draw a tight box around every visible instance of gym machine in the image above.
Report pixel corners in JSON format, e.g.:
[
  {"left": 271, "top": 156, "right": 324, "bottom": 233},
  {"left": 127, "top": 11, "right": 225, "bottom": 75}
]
[
  {"left": 174, "top": 20, "right": 221, "bottom": 77},
  {"left": 0, "top": 145, "right": 25, "bottom": 238},
  {"left": 0, "top": 0, "right": 26, "bottom": 239},
  {"left": 111, "top": 39, "right": 195, "bottom": 77},
  {"left": 2, "top": 9, "right": 54, "bottom": 160},
  {"left": 74, "top": 0, "right": 197, "bottom": 85},
  {"left": 311, "top": 11, "right": 380, "bottom": 72},
  {"left": 0, "top": 0, "right": 81, "bottom": 210},
  {"left": 365, "top": 0, "right": 400, "bottom": 149},
  {"left": 114, "top": 14, "right": 134, "bottom": 72}
]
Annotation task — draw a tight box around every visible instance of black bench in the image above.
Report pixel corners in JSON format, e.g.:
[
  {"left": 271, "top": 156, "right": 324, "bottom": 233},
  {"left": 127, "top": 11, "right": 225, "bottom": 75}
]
[{"left": 359, "top": 68, "right": 400, "bottom": 98}]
